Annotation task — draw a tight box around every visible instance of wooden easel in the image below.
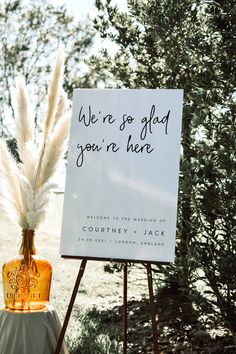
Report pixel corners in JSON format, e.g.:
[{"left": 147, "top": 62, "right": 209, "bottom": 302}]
[{"left": 54, "top": 257, "right": 161, "bottom": 354}]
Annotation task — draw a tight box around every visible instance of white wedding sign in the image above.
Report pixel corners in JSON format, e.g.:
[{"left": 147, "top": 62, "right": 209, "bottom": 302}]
[{"left": 60, "top": 89, "right": 183, "bottom": 263}]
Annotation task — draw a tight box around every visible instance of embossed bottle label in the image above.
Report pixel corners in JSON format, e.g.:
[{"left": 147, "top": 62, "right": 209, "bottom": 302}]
[
  {"left": 7, "top": 262, "right": 40, "bottom": 291},
  {"left": 6, "top": 292, "right": 41, "bottom": 299}
]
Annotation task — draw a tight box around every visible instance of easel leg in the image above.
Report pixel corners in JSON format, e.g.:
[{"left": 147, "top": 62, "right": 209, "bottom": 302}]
[
  {"left": 123, "top": 262, "right": 128, "bottom": 354},
  {"left": 54, "top": 259, "right": 87, "bottom": 354},
  {"left": 146, "top": 264, "right": 159, "bottom": 354}
]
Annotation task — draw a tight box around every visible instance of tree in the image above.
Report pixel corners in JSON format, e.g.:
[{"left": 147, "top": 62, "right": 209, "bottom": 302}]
[
  {"left": 91, "top": 0, "right": 236, "bottom": 330},
  {"left": 0, "top": 0, "right": 98, "bottom": 138}
]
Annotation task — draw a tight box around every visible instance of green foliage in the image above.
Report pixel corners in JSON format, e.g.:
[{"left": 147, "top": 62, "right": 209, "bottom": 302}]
[
  {"left": 0, "top": 0, "right": 100, "bottom": 137},
  {"left": 67, "top": 308, "right": 121, "bottom": 354},
  {"left": 92, "top": 0, "right": 236, "bottom": 331}
]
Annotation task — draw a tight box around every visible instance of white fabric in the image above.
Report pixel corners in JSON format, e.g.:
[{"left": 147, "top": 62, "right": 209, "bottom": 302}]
[{"left": 0, "top": 305, "right": 69, "bottom": 354}]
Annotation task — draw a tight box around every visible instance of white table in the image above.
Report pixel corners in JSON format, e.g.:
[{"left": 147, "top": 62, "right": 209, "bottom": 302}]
[{"left": 0, "top": 305, "right": 69, "bottom": 354}]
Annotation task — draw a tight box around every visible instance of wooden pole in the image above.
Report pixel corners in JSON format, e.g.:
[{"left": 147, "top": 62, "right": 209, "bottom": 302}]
[
  {"left": 146, "top": 263, "right": 159, "bottom": 354},
  {"left": 54, "top": 259, "right": 87, "bottom": 354},
  {"left": 123, "top": 262, "right": 128, "bottom": 354}
]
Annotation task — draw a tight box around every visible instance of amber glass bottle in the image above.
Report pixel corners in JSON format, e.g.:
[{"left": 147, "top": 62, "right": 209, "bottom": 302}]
[{"left": 2, "top": 230, "right": 52, "bottom": 311}]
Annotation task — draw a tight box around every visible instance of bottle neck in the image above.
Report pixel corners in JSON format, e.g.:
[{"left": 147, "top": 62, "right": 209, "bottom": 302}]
[{"left": 19, "top": 229, "right": 36, "bottom": 258}]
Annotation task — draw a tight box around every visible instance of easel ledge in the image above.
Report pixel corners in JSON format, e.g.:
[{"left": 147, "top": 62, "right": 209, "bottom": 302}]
[{"left": 54, "top": 256, "right": 171, "bottom": 354}]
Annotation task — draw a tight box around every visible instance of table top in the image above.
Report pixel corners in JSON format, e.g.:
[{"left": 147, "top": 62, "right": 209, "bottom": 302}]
[{"left": 0, "top": 305, "right": 69, "bottom": 354}]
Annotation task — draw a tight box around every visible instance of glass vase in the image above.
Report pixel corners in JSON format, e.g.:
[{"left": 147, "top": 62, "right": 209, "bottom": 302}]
[{"left": 2, "top": 229, "right": 52, "bottom": 311}]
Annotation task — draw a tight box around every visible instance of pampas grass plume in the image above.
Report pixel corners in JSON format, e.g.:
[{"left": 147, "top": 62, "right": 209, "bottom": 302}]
[
  {"left": 43, "top": 46, "right": 65, "bottom": 140},
  {"left": 0, "top": 47, "right": 71, "bottom": 231}
]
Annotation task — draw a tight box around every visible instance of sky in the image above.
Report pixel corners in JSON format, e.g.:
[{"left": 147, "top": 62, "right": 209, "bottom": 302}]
[
  {"left": 52, "top": 0, "right": 96, "bottom": 19},
  {"left": 51, "top": 0, "right": 128, "bottom": 55},
  {"left": 52, "top": 0, "right": 127, "bottom": 19}
]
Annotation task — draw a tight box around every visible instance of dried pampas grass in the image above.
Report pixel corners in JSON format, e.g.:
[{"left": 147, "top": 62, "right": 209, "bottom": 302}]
[{"left": 0, "top": 48, "right": 71, "bottom": 231}]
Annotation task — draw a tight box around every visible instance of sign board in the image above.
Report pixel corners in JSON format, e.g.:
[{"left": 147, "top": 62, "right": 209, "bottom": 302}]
[{"left": 60, "top": 89, "right": 183, "bottom": 263}]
